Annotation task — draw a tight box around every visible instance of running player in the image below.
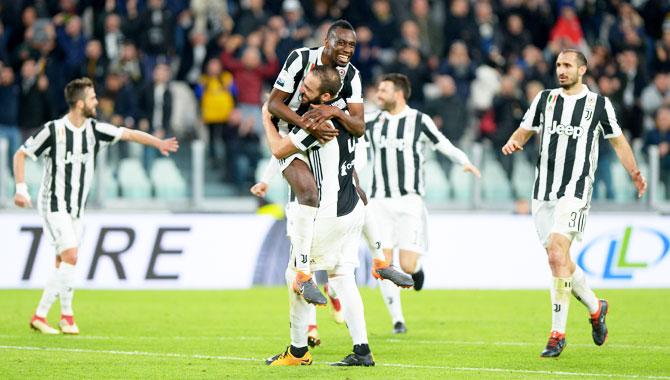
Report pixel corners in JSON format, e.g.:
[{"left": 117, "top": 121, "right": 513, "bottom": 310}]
[
  {"left": 502, "top": 49, "right": 646, "bottom": 357},
  {"left": 14, "top": 77, "right": 179, "bottom": 334}
]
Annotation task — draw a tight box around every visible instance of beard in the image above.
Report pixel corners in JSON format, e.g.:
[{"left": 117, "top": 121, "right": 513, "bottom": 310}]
[
  {"left": 83, "top": 106, "right": 97, "bottom": 118},
  {"left": 300, "top": 93, "right": 322, "bottom": 105},
  {"left": 380, "top": 99, "right": 396, "bottom": 112},
  {"left": 559, "top": 75, "right": 579, "bottom": 89}
]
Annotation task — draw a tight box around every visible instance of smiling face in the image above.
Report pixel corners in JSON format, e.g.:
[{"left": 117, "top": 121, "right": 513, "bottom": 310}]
[
  {"left": 324, "top": 27, "right": 356, "bottom": 67},
  {"left": 299, "top": 72, "right": 324, "bottom": 105},
  {"left": 376, "top": 80, "right": 400, "bottom": 111},
  {"left": 555, "top": 51, "right": 586, "bottom": 90}
]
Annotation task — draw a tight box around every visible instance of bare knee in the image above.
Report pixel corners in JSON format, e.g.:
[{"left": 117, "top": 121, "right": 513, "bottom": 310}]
[
  {"left": 399, "top": 255, "right": 417, "bottom": 274},
  {"left": 59, "top": 249, "right": 78, "bottom": 266}
]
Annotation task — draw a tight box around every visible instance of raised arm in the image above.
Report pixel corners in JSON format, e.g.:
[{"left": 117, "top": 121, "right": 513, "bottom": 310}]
[
  {"left": 120, "top": 128, "right": 179, "bottom": 156},
  {"left": 609, "top": 134, "right": 647, "bottom": 198},
  {"left": 262, "top": 102, "right": 300, "bottom": 159}
]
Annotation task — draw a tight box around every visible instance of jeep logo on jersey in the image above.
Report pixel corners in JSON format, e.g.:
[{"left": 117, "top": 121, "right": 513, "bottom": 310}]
[
  {"left": 63, "top": 151, "right": 91, "bottom": 164},
  {"left": 547, "top": 121, "right": 585, "bottom": 138},
  {"left": 378, "top": 136, "right": 406, "bottom": 151}
]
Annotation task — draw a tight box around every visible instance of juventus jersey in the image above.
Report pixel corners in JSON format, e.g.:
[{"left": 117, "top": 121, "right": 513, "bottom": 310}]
[
  {"left": 366, "top": 106, "right": 470, "bottom": 199},
  {"left": 520, "top": 85, "right": 622, "bottom": 201},
  {"left": 288, "top": 98, "right": 359, "bottom": 218},
  {"left": 273, "top": 46, "right": 363, "bottom": 134},
  {"left": 21, "top": 116, "right": 123, "bottom": 217}
]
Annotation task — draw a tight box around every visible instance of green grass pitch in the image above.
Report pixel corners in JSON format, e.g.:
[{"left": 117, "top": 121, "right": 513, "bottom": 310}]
[{"left": 1, "top": 288, "right": 668, "bottom": 379}]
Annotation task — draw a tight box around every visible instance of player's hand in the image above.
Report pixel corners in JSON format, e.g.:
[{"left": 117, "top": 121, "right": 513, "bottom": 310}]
[
  {"left": 302, "top": 104, "right": 338, "bottom": 129},
  {"left": 250, "top": 182, "right": 268, "bottom": 197},
  {"left": 631, "top": 170, "right": 647, "bottom": 198},
  {"left": 158, "top": 137, "right": 179, "bottom": 156},
  {"left": 309, "top": 121, "right": 339, "bottom": 144},
  {"left": 463, "top": 163, "right": 481, "bottom": 178},
  {"left": 502, "top": 139, "right": 523, "bottom": 155},
  {"left": 14, "top": 183, "right": 32, "bottom": 208}
]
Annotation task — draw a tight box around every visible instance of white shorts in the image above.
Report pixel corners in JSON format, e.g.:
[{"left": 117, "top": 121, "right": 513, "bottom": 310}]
[
  {"left": 287, "top": 199, "right": 365, "bottom": 272},
  {"left": 42, "top": 212, "right": 83, "bottom": 254},
  {"left": 368, "top": 194, "right": 428, "bottom": 254},
  {"left": 278, "top": 151, "right": 310, "bottom": 173},
  {"left": 532, "top": 197, "right": 590, "bottom": 247}
]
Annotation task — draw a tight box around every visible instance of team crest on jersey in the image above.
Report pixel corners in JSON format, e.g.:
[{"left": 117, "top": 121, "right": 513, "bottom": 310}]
[
  {"left": 585, "top": 109, "right": 593, "bottom": 121},
  {"left": 337, "top": 66, "right": 346, "bottom": 78},
  {"left": 546, "top": 93, "right": 559, "bottom": 113}
]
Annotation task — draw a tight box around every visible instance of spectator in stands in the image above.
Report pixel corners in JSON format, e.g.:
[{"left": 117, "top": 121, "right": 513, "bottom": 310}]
[
  {"left": 0, "top": 65, "right": 21, "bottom": 168},
  {"left": 489, "top": 75, "right": 526, "bottom": 202},
  {"left": 55, "top": 15, "right": 87, "bottom": 81},
  {"left": 80, "top": 39, "right": 108, "bottom": 88},
  {"left": 443, "top": 0, "right": 478, "bottom": 58},
  {"left": 110, "top": 41, "right": 143, "bottom": 87},
  {"left": 410, "top": 0, "right": 443, "bottom": 59},
  {"left": 224, "top": 109, "right": 261, "bottom": 194},
  {"left": 641, "top": 72, "right": 670, "bottom": 132},
  {"left": 352, "top": 26, "right": 381, "bottom": 88},
  {"left": 199, "top": 58, "right": 234, "bottom": 165},
  {"left": 645, "top": 106, "right": 670, "bottom": 199},
  {"left": 102, "top": 13, "right": 125, "bottom": 63},
  {"left": 282, "top": 0, "right": 312, "bottom": 47},
  {"left": 387, "top": 45, "right": 431, "bottom": 109},
  {"left": 653, "top": 22, "right": 670, "bottom": 73},
  {"left": 138, "top": 62, "right": 175, "bottom": 168},
  {"left": 220, "top": 33, "right": 278, "bottom": 138},
  {"left": 617, "top": 49, "right": 647, "bottom": 139},
  {"left": 369, "top": 0, "right": 399, "bottom": 49},
  {"left": 502, "top": 13, "right": 533, "bottom": 64},
  {"left": 18, "top": 59, "right": 53, "bottom": 138},
  {"left": 176, "top": 29, "right": 209, "bottom": 86},
  {"left": 440, "top": 41, "right": 476, "bottom": 101},
  {"left": 549, "top": 6, "right": 588, "bottom": 55},
  {"left": 127, "top": 0, "right": 176, "bottom": 80},
  {"left": 473, "top": 0, "right": 503, "bottom": 66},
  {"left": 234, "top": 0, "right": 269, "bottom": 37},
  {"left": 426, "top": 74, "right": 468, "bottom": 178}
]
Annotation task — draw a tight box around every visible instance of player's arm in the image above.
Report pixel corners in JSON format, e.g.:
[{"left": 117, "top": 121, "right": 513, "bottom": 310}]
[
  {"left": 262, "top": 102, "right": 300, "bottom": 159},
  {"left": 13, "top": 125, "right": 52, "bottom": 208},
  {"left": 503, "top": 90, "right": 545, "bottom": 155},
  {"left": 502, "top": 127, "right": 536, "bottom": 155},
  {"left": 119, "top": 128, "right": 179, "bottom": 156},
  {"left": 421, "top": 114, "right": 481, "bottom": 177},
  {"left": 600, "top": 97, "right": 647, "bottom": 198},
  {"left": 250, "top": 157, "right": 280, "bottom": 197},
  {"left": 302, "top": 102, "right": 365, "bottom": 137}
]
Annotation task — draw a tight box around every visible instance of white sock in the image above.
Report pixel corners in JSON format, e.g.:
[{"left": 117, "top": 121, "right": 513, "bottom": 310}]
[
  {"left": 363, "top": 209, "right": 387, "bottom": 260},
  {"left": 379, "top": 279, "right": 404, "bottom": 324},
  {"left": 286, "top": 268, "right": 310, "bottom": 348},
  {"left": 307, "top": 304, "right": 317, "bottom": 327},
  {"left": 290, "top": 204, "right": 318, "bottom": 273},
  {"left": 35, "top": 269, "right": 60, "bottom": 318},
  {"left": 551, "top": 277, "right": 572, "bottom": 334},
  {"left": 572, "top": 266, "right": 599, "bottom": 314},
  {"left": 329, "top": 273, "right": 368, "bottom": 345},
  {"left": 58, "top": 263, "right": 77, "bottom": 316}
]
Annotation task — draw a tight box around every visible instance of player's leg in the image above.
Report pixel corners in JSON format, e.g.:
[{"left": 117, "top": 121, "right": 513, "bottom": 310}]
[
  {"left": 32, "top": 254, "right": 61, "bottom": 334},
  {"left": 397, "top": 195, "right": 428, "bottom": 291},
  {"left": 282, "top": 158, "right": 325, "bottom": 304},
  {"left": 58, "top": 246, "right": 79, "bottom": 334},
  {"left": 328, "top": 263, "right": 374, "bottom": 367},
  {"left": 266, "top": 268, "right": 313, "bottom": 366},
  {"left": 379, "top": 247, "right": 406, "bottom": 333},
  {"left": 363, "top": 207, "right": 414, "bottom": 288}
]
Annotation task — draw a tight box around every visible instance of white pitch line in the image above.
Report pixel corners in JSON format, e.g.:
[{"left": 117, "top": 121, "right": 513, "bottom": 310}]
[
  {"left": 0, "top": 345, "right": 669, "bottom": 379},
  {"left": 1, "top": 334, "right": 667, "bottom": 351}
]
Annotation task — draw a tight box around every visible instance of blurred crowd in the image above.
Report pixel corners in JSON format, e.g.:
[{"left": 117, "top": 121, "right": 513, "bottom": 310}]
[{"left": 0, "top": 0, "right": 669, "bottom": 198}]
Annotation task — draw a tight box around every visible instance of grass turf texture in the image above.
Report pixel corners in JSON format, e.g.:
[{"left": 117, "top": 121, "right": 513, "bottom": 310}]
[{"left": 0, "top": 288, "right": 668, "bottom": 379}]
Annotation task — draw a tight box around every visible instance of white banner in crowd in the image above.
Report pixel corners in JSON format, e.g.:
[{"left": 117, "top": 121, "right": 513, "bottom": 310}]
[{"left": 0, "top": 213, "right": 668, "bottom": 289}]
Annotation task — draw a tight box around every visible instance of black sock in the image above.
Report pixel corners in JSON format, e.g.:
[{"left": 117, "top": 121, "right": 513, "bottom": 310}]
[
  {"left": 290, "top": 345, "right": 308, "bottom": 358},
  {"left": 353, "top": 343, "right": 370, "bottom": 356}
]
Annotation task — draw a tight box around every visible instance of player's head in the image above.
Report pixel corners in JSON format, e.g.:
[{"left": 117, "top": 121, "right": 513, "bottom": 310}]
[
  {"left": 300, "top": 65, "right": 342, "bottom": 105},
  {"left": 376, "top": 73, "right": 411, "bottom": 111},
  {"left": 324, "top": 20, "right": 356, "bottom": 67},
  {"left": 556, "top": 49, "right": 587, "bottom": 90},
  {"left": 65, "top": 77, "right": 97, "bottom": 118}
]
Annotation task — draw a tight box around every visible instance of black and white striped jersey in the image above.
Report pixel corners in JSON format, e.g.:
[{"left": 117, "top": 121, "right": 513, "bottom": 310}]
[
  {"left": 520, "top": 85, "right": 622, "bottom": 201},
  {"left": 21, "top": 116, "right": 123, "bottom": 217},
  {"left": 365, "top": 106, "right": 471, "bottom": 199},
  {"left": 273, "top": 46, "right": 363, "bottom": 134},
  {"left": 288, "top": 98, "right": 359, "bottom": 218}
]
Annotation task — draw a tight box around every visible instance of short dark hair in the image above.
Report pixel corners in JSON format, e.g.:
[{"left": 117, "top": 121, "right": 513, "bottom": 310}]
[
  {"left": 327, "top": 19, "right": 355, "bottom": 40},
  {"left": 559, "top": 49, "right": 588, "bottom": 67},
  {"left": 381, "top": 73, "right": 411, "bottom": 100},
  {"left": 311, "top": 65, "right": 342, "bottom": 97},
  {"left": 64, "top": 77, "right": 94, "bottom": 108}
]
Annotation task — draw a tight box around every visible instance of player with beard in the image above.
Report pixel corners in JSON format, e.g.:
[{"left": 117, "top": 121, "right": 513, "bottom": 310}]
[
  {"left": 502, "top": 49, "right": 646, "bottom": 357},
  {"left": 14, "top": 77, "right": 179, "bottom": 334}
]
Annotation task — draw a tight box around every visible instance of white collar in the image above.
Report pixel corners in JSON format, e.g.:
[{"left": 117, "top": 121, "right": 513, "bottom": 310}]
[{"left": 560, "top": 84, "right": 589, "bottom": 99}]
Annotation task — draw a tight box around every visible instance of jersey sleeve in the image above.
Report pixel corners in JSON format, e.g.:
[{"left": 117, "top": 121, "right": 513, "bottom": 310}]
[
  {"left": 345, "top": 70, "right": 363, "bottom": 104},
  {"left": 94, "top": 121, "right": 124, "bottom": 146},
  {"left": 420, "top": 114, "right": 471, "bottom": 166},
  {"left": 21, "top": 124, "right": 52, "bottom": 161},
  {"left": 599, "top": 97, "right": 623, "bottom": 139},
  {"left": 519, "top": 91, "right": 545, "bottom": 132},
  {"left": 273, "top": 49, "right": 303, "bottom": 94},
  {"left": 288, "top": 126, "right": 320, "bottom": 151}
]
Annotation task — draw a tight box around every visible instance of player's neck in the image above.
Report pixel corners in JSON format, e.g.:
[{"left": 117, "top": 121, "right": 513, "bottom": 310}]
[
  {"left": 388, "top": 102, "right": 406, "bottom": 116},
  {"left": 320, "top": 50, "right": 333, "bottom": 66},
  {"left": 66, "top": 111, "right": 86, "bottom": 129},
  {"left": 562, "top": 83, "right": 585, "bottom": 96}
]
